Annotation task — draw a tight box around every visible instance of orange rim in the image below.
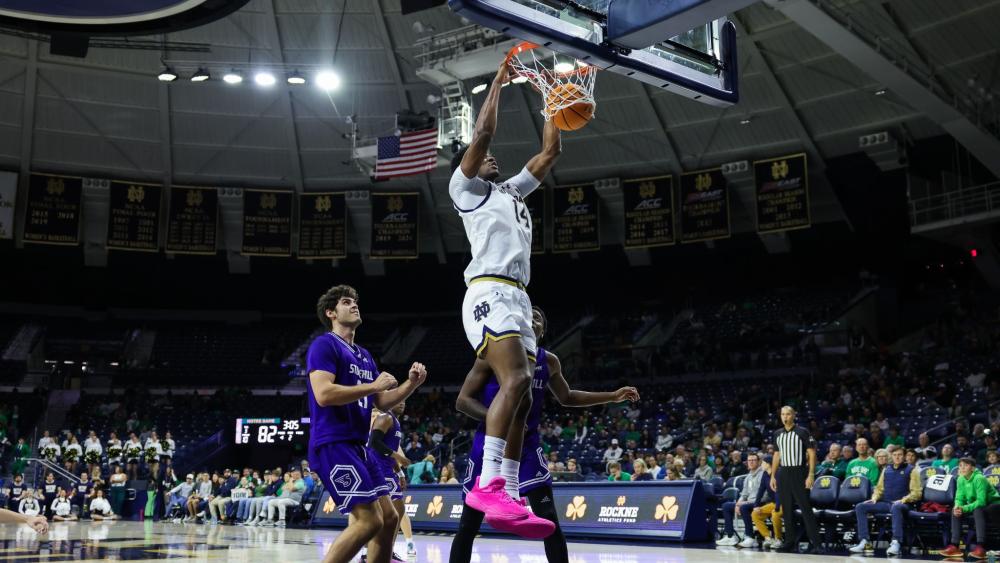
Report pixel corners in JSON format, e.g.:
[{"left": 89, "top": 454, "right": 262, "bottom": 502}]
[{"left": 505, "top": 41, "right": 596, "bottom": 80}]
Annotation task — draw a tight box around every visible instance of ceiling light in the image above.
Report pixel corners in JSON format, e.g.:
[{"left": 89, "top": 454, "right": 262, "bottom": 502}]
[
  {"left": 191, "top": 68, "right": 210, "bottom": 82},
  {"left": 554, "top": 61, "right": 574, "bottom": 74},
  {"left": 511, "top": 76, "right": 528, "bottom": 84},
  {"left": 223, "top": 70, "right": 243, "bottom": 84},
  {"left": 287, "top": 70, "right": 306, "bottom": 85},
  {"left": 471, "top": 83, "right": 488, "bottom": 94},
  {"left": 157, "top": 67, "right": 178, "bottom": 82},
  {"left": 740, "top": 117, "right": 752, "bottom": 125},
  {"left": 875, "top": 88, "right": 887, "bottom": 96},
  {"left": 316, "top": 71, "right": 341, "bottom": 91},
  {"left": 255, "top": 71, "right": 276, "bottom": 86}
]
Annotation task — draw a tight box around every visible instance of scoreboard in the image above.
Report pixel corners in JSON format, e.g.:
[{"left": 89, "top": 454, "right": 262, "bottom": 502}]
[{"left": 234, "top": 417, "right": 309, "bottom": 446}]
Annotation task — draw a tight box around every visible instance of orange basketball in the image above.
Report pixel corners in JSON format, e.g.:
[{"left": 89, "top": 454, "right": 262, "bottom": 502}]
[{"left": 546, "top": 83, "right": 594, "bottom": 131}]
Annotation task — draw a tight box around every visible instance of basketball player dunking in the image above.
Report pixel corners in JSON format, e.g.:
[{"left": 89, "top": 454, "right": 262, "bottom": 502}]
[
  {"left": 449, "top": 307, "right": 639, "bottom": 563},
  {"left": 306, "top": 285, "right": 427, "bottom": 563},
  {"left": 449, "top": 59, "right": 562, "bottom": 537}
]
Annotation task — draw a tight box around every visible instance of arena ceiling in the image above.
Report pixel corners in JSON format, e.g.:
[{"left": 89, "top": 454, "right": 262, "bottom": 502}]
[{"left": 0, "top": 0, "right": 996, "bottom": 255}]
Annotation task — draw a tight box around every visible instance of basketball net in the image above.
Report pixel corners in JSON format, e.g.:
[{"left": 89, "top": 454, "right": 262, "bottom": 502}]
[{"left": 505, "top": 42, "right": 597, "bottom": 120}]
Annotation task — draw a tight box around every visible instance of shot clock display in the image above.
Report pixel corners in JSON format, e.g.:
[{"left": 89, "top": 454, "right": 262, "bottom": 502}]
[{"left": 234, "top": 417, "right": 310, "bottom": 446}]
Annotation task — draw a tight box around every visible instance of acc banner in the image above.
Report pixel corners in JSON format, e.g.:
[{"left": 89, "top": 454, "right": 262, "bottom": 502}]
[
  {"left": 623, "top": 176, "right": 675, "bottom": 248},
  {"left": 23, "top": 173, "right": 83, "bottom": 245},
  {"left": 526, "top": 190, "right": 545, "bottom": 254},
  {"left": 242, "top": 189, "right": 292, "bottom": 256},
  {"left": 679, "top": 168, "right": 729, "bottom": 243},
  {"left": 371, "top": 192, "right": 419, "bottom": 259},
  {"left": 552, "top": 184, "right": 599, "bottom": 253},
  {"left": 106, "top": 181, "right": 161, "bottom": 251},
  {"left": 312, "top": 481, "right": 707, "bottom": 542},
  {"left": 166, "top": 187, "right": 217, "bottom": 255},
  {"left": 0, "top": 171, "right": 15, "bottom": 240},
  {"left": 754, "top": 153, "right": 810, "bottom": 233},
  {"left": 298, "top": 193, "right": 347, "bottom": 259}
]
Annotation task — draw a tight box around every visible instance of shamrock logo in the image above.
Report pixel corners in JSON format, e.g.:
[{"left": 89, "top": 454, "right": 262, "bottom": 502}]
[
  {"left": 638, "top": 181, "right": 656, "bottom": 199},
  {"left": 616, "top": 496, "right": 626, "bottom": 506},
  {"left": 127, "top": 185, "right": 145, "bottom": 203},
  {"left": 322, "top": 496, "right": 336, "bottom": 514},
  {"left": 849, "top": 477, "right": 861, "bottom": 487},
  {"left": 565, "top": 496, "right": 587, "bottom": 520},
  {"left": 426, "top": 495, "right": 443, "bottom": 517},
  {"left": 655, "top": 496, "right": 680, "bottom": 523},
  {"left": 186, "top": 189, "right": 203, "bottom": 207}
]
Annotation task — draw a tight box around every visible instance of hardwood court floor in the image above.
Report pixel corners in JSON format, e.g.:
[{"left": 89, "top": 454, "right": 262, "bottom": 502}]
[{"left": 0, "top": 521, "right": 954, "bottom": 561}]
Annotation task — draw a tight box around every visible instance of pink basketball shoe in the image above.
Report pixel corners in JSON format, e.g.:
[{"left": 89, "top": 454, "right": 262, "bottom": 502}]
[{"left": 466, "top": 477, "right": 555, "bottom": 539}]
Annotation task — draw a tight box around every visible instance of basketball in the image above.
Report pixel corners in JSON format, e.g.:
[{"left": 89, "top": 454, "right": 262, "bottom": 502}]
[{"left": 546, "top": 83, "right": 594, "bottom": 131}]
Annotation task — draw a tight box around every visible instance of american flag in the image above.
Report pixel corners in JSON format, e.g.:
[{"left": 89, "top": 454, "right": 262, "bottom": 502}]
[{"left": 373, "top": 128, "right": 439, "bottom": 180}]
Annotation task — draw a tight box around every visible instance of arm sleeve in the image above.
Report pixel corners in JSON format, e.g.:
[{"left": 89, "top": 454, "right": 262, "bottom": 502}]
[
  {"left": 369, "top": 429, "right": 393, "bottom": 456},
  {"left": 306, "top": 338, "right": 340, "bottom": 375},
  {"left": 902, "top": 469, "right": 923, "bottom": 503},
  {"left": 872, "top": 470, "right": 885, "bottom": 501},
  {"left": 449, "top": 167, "right": 491, "bottom": 211},
  {"left": 506, "top": 167, "right": 542, "bottom": 198}
]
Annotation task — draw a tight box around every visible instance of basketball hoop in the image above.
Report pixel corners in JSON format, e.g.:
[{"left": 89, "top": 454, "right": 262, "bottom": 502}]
[{"left": 505, "top": 41, "right": 597, "bottom": 122}]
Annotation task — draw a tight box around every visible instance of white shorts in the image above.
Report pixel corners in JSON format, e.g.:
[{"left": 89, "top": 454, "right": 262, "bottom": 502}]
[{"left": 461, "top": 279, "right": 536, "bottom": 360}]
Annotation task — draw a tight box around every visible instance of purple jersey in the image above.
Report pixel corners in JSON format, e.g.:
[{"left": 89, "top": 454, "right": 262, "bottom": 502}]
[
  {"left": 373, "top": 413, "right": 403, "bottom": 475},
  {"left": 306, "top": 332, "right": 380, "bottom": 447},
  {"left": 479, "top": 347, "right": 550, "bottom": 438}
]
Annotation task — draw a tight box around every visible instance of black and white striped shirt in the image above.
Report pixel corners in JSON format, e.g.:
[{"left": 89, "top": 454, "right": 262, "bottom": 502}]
[{"left": 773, "top": 425, "right": 816, "bottom": 467}]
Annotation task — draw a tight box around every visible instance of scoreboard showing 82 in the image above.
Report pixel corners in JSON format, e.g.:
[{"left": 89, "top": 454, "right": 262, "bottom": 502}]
[{"left": 235, "top": 418, "right": 310, "bottom": 446}]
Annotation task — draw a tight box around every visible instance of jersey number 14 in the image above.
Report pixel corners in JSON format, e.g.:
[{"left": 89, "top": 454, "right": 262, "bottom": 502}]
[{"left": 513, "top": 200, "right": 530, "bottom": 229}]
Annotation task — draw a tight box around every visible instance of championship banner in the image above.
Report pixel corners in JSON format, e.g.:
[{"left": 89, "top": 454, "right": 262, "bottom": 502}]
[
  {"left": 0, "top": 171, "right": 15, "bottom": 240},
  {"left": 753, "top": 153, "right": 811, "bottom": 233},
  {"left": 106, "top": 181, "right": 161, "bottom": 252},
  {"left": 242, "top": 189, "right": 292, "bottom": 256},
  {"left": 623, "top": 176, "right": 675, "bottom": 248},
  {"left": 166, "top": 187, "right": 217, "bottom": 255},
  {"left": 370, "top": 192, "right": 419, "bottom": 259},
  {"left": 526, "top": 190, "right": 545, "bottom": 254},
  {"left": 23, "top": 173, "right": 83, "bottom": 246},
  {"left": 679, "top": 168, "right": 729, "bottom": 243},
  {"left": 552, "top": 184, "right": 599, "bottom": 253},
  {"left": 312, "top": 481, "right": 707, "bottom": 542},
  {"left": 298, "top": 193, "right": 347, "bottom": 259}
]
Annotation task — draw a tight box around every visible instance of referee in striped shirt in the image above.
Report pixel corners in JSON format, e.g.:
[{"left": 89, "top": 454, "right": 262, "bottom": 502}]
[{"left": 769, "top": 405, "right": 824, "bottom": 554}]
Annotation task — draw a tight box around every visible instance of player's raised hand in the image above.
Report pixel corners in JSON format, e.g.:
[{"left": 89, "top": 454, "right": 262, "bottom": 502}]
[
  {"left": 373, "top": 372, "right": 398, "bottom": 392},
  {"left": 27, "top": 515, "right": 48, "bottom": 534},
  {"left": 408, "top": 362, "right": 428, "bottom": 386},
  {"left": 613, "top": 387, "right": 640, "bottom": 403},
  {"left": 495, "top": 59, "right": 510, "bottom": 85}
]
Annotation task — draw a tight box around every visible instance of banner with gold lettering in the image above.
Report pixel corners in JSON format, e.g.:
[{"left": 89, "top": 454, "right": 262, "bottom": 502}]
[
  {"left": 526, "top": 190, "right": 545, "bottom": 254},
  {"left": 166, "top": 187, "right": 217, "bottom": 255},
  {"left": 23, "top": 173, "right": 83, "bottom": 245},
  {"left": 106, "top": 181, "right": 161, "bottom": 252},
  {"left": 679, "top": 168, "right": 729, "bottom": 243},
  {"left": 753, "top": 153, "right": 810, "bottom": 233},
  {"left": 370, "top": 192, "right": 419, "bottom": 259},
  {"left": 242, "top": 189, "right": 292, "bottom": 256},
  {"left": 552, "top": 184, "right": 599, "bottom": 253},
  {"left": 298, "top": 193, "right": 347, "bottom": 259},
  {"left": 623, "top": 176, "right": 675, "bottom": 248}
]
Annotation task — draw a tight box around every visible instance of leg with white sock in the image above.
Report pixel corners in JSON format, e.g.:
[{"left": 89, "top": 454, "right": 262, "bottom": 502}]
[{"left": 501, "top": 392, "right": 532, "bottom": 499}]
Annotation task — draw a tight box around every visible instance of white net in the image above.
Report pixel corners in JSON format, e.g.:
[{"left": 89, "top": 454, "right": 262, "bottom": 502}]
[{"left": 506, "top": 42, "right": 597, "bottom": 120}]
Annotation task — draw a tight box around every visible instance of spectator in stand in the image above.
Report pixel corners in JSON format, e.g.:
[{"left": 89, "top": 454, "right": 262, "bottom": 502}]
[
  {"left": 51, "top": 488, "right": 75, "bottom": 521},
  {"left": 733, "top": 428, "right": 751, "bottom": 451},
  {"left": 41, "top": 473, "right": 60, "bottom": 519},
  {"left": 915, "top": 433, "right": 936, "bottom": 460},
  {"left": 37, "top": 431, "right": 54, "bottom": 454},
  {"left": 607, "top": 461, "right": 631, "bottom": 482},
  {"left": 17, "top": 489, "right": 40, "bottom": 517},
  {"left": 655, "top": 427, "right": 673, "bottom": 452},
  {"left": 603, "top": 439, "right": 623, "bottom": 466},
  {"left": 883, "top": 428, "right": 905, "bottom": 449},
  {"left": 874, "top": 449, "right": 889, "bottom": 478},
  {"left": 666, "top": 461, "right": 685, "bottom": 481},
  {"left": 165, "top": 473, "right": 194, "bottom": 522},
  {"left": 246, "top": 472, "right": 282, "bottom": 526},
  {"left": 982, "top": 449, "right": 999, "bottom": 468},
  {"left": 89, "top": 489, "right": 117, "bottom": 521},
  {"left": 573, "top": 416, "right": 589, "bottom": 445},
  {"left": 940, "top": 458, "right": 1000, "bottom": 560},
  {"left": 847, "top": 439, "right": 879, "bottom": 482},
  {"left": 694, "top": 454, "right": 713, "bottom": 482},
  {"left": 73, "top": 472, "right": 94, "bottom": 519},
  {"left": 717, "top": 452, "right": 768, "bottom": 548},
  {"left": 547, "top": 452, "right": 565, "bottom": 472},
  {"left": 848, "top": 448, "right": 922, "bottom": 556},
  {"left": 816, "top": 443, "right": 846, "bottom": 479},
  {"left": 408, "top": 454, "right": 437, "bottom": 485},
  {"left": 265, "top": 469, "right": 305, "bottom": 527},
  {"left": 934, "top": 444, "right": 959, "bottom": 472},
  {"left": 404, "top": 435, "right": 425, "bottom": 462},
  {"left": 956, "top": 435, "right": 973, "bottom": 458},
  {"left": 632, "top": 459, "right": 652, "bottom": 481},
  {"left": 720, "top": 451, "right": 747, "bottom": 481},
  {"left": 703, "top": 424, "right": 722, "bottom": 450},
  {"left": 841, "top": 444, "right": 855, "bottom": 465},
  {"left": 645, "top": 455, "right": 664, "bottom": 480},
  {"left": 209, "top": 469, "right": 238, "bottom": 524},
  {"left": 905, "top": 449, "right": 919, "bottom": 466},
  {"left": 438, "top": 463, "right": 459, "bottom": 485}
]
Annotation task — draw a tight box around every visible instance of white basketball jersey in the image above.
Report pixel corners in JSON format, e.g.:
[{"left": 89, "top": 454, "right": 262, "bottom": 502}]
[{"left": 450, "top": 166, "right": 541, "bottom": 286}]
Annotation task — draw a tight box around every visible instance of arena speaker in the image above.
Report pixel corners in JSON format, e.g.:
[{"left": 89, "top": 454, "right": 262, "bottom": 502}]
[{"left": 402, "top": 0, "right": 448, "bottom": 15}]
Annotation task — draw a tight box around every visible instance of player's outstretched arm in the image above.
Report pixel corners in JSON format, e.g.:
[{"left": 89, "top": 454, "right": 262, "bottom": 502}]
[
  {"left": 369, "top": 413, "right": 396, "bottom": 457},
  {"left": 524, "top": 118, "right": 562, "bottom": 182},
  {"left": 546, "top": 352, "right": 639, "bottom": 407},
  {"left": 309, "top": 370, "right": 395, "bottom": 407},
  {"left": 373, "top": 362, "right": 427, "bottom": 411},
  {"left": 459, "top": 61, "right": 509, "bottom": 178},
  {"left": 0, "top": 508, "right": 47, "bottom": 534},
  {"left": 455, "top": 359, "right": 493, "bottom": 421}
]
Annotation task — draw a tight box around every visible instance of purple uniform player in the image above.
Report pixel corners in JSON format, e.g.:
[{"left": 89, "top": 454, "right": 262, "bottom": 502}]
[
  {"left": 450, "top": 306, "right": 639, "bottom": 563},
  {"left": 307, "top": 284, "right": 427, "bottom": 563},
  {"left": 369, "top": 407, "right": 405, "bottom": 501}
]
